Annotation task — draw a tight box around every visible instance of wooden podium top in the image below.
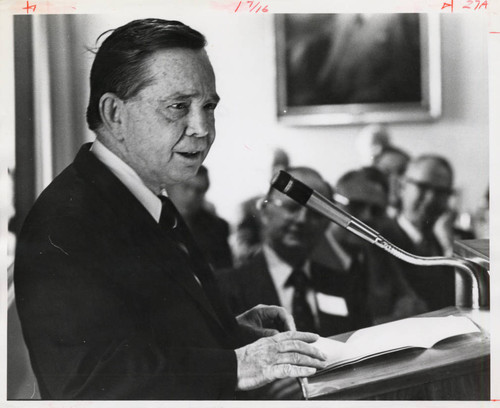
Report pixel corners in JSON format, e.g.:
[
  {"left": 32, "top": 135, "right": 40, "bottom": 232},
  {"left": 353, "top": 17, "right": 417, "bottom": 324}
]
[{"left": 302, "top": 306, "right": 490, "bottom": 400}]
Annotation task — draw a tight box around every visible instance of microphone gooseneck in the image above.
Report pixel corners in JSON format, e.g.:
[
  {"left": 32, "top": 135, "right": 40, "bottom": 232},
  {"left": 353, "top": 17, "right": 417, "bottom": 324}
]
[{"left": 271, "top": 171, "right": 489, "bottom": 309}]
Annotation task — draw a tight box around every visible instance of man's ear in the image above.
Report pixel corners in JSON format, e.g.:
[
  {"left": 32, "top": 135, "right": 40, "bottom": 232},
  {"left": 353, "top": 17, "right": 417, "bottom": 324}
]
[{"left": 99, "top": 92, "right": 125, "bottom": 139}]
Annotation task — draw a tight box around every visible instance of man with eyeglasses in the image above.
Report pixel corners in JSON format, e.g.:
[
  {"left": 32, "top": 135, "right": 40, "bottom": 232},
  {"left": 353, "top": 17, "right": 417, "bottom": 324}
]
[
  {"left": 217, "top": 167, "right": 367, "bottom": 399},
  {"left": 379, "top": 154, "right": 456, "bottom": 312}
]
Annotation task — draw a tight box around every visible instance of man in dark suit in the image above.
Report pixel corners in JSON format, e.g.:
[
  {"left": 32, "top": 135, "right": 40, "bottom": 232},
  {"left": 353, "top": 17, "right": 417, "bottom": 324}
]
[
  {"left": 312, "top": 167, "right": 426, "bottom": 325},
  {"left": 14, "top": 19, "right": 327, "bottom": 400},
  {"left": 218, "top": 167, "right": 367, "bottom": 399},
  {"left": 378, "top": 154, "right": 457, "bottom": 312},
  {"left": 219, "top": 167, "right": 369, "bottom": 337},
  {"left": 168, "top": 165, "right": 233, "bottom": 270}
]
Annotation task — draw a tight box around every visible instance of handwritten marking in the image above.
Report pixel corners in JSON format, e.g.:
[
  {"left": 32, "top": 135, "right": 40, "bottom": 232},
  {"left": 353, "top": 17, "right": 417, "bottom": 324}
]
[
  {"left": 22, "top": 0, "right": 36, "bottom": 13},
  {"left": 235, "top": 1, "right": 269, "bottom": 13},
  {"left": 441, "top": 0, "right": 487, "bottom": 11}
]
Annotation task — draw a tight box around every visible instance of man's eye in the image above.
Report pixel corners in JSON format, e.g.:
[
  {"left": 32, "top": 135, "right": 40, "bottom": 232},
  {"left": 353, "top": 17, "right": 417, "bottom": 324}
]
[
  {"left": 204, "top": 102, "right": 218, "bottom": 111},
  {"left": 169, "top": 103, "right": 189, "bottom": 110}
]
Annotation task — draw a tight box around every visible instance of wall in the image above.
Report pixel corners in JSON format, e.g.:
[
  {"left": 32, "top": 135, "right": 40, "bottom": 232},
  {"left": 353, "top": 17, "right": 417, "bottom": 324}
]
[{"left": 70, "top": 12, "right": 489, "bottom": 225}]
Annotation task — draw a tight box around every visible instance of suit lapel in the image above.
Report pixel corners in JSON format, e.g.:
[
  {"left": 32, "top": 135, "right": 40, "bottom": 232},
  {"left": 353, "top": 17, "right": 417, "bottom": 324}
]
[
  {"left": 73, "top": 144, "right": 230, "bottom": 333},
  {"left": 245, "top": 253, "right": 282, "bottom": 307}
]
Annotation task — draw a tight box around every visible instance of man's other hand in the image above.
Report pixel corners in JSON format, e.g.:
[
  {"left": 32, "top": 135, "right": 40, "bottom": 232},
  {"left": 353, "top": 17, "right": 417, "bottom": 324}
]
[
  {"left": 237, "top": 304, "right": 296, "bottom": 337},
  {"left": 234, "top": 331, "right": 327, "bottom": 391}
]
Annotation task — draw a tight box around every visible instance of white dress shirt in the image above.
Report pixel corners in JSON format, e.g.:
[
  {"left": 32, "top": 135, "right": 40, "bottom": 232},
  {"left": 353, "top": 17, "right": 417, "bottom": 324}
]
[{"left": 397, "top": 215, "right": 424, "bottom": 246}]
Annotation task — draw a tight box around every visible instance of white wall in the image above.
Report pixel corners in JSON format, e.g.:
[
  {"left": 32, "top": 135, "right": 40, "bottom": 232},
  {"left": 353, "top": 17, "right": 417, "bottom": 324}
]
[{"left": 75, "top": 12, "right": 489, "bottom": 225}]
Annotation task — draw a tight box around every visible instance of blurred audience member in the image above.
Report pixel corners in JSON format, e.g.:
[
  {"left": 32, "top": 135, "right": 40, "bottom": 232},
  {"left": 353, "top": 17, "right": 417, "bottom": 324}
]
[
  {"left": 356, "top": 123, "right": 391, "bottom": 165},
  {"left": 313, "top": 167, "right": 426, "bottom": 324},
  {"left": 219, "top": 167, "right": 369, "bottom": 399},
  {"left": 373, "top": 145, "right": 411, "bottom": 217},
  {"left": 231, "top": 148, "right": 290, "bottom": 266},
  {"left": 379, "top": 154, "right": 456, "bottom": 312},
  {"left": 168, "top": 166, "right": 233, "bottom": 270},
  {"left": 219, "top": 167, "right": 368, "bottom": 336},
  {"left": 473, "top": 186, "right": 489, "bottom": 239}
]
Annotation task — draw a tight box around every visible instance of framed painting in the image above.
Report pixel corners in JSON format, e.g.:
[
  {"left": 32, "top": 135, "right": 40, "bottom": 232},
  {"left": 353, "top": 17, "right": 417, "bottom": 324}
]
[{"left": 275, "top": 14, "right": 441, "bottom": 126}]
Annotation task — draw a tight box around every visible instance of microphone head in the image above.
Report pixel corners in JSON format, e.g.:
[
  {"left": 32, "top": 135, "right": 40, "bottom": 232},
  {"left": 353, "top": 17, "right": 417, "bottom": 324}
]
[{"left": 271, "top": 171, "right": 313, "bottom": 206}]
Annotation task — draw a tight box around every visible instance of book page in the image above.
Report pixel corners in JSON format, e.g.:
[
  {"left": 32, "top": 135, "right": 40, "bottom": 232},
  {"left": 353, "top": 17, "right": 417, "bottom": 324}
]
[{"left": 313, "top": 316, "right": 480, "bottom": 368}]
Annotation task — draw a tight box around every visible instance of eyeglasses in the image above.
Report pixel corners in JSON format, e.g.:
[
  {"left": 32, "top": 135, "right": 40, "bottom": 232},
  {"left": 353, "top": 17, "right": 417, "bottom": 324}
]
[
  {"left": 333, "top": 193, "right": 386, "bottom": 218},
  {"left": 404, "top": 177, "right": 453, "bottom": 197}
]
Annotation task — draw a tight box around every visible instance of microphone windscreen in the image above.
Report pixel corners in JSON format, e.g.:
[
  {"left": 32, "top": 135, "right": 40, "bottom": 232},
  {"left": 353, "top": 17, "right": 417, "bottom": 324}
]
[{"left": 271, "top": 171, "right": 313, "bottom": 206}]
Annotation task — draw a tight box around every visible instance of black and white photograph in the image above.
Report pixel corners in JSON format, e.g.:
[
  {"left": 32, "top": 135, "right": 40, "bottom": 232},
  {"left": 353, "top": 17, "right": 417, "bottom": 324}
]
[{"left": 1, "top": 0, "right": 497, "bottom": 405}]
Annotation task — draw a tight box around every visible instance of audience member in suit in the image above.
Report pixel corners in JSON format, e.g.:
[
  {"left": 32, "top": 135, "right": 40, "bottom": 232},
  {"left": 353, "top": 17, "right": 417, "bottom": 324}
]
[
  {"left": 312, "top": 167, "right": 427, "bottom": 324},
  {"left": 168, "top": 165, "right": 233, "bottom": 269},
  {"left": 14, "top": 19, "right": 327, "bottom": 400},
  {"left": 231, "top": 148, "right": 290, "bottom": 266},
  {"left": 219, "top": 167, "right": 369, "bottom": 336},
  {"left": 373, "top": 145, "right": 411, "bottom": 218},
  {"left": 378, "top": 154, "right": 457, "bottom": 312},
  {"left": 218, "top": 166, "right": 369, "bottom": 399}
]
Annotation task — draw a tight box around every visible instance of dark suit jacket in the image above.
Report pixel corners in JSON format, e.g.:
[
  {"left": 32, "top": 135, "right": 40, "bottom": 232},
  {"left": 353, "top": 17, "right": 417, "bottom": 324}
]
[
  {"left": 216, "top": 251, "right": 370, "bottom": 337},
  {"left": 187, "top": 209, "right": 233, "bottom": 270},
  {"left": 313, "top": 231, "right": 429, "bottom": 324},
  {"left": 14, "top": 144, "right": 253, "bottom": 400},
  {"left": 377, "top": 218, "right": 456, "bottom": 312}
]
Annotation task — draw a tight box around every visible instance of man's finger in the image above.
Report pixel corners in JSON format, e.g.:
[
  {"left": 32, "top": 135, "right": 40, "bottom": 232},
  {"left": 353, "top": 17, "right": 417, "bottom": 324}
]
[
  {"left": 271, "top": 330, "right": 319, "bottom": 343},
  {"left": 274, "top": 352, "right": 327, "bottom": 369},
  {"left": 258, "top": 328, "right": 279, "bottom": 337},
  {"left": 272, "top": 364, "right": 317, "bottom": 380},
  {"left": 274, "top": 339, "right": 327, "bottom": 361},
  {"left": 279, "top": 311, "right": 296, "bottom": 332}
]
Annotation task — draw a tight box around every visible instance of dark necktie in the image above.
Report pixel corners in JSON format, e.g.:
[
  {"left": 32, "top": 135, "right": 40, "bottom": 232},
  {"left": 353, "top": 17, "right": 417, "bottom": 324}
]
[
  {"left": 285, "top": 268, "right": 316, "bottom": 333},
  {"left": 158, "top": 195, "right": 194, "bottom": 255}
]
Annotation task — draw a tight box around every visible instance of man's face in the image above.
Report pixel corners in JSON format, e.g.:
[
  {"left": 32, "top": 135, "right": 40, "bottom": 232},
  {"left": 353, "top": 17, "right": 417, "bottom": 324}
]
[
  {"left": 336, "top": 177, "right": 387, "bottom": 248},
  {"left": 400, "top": 159, "right": 453, "bottom": 230},
  {"left": 261, "top": 172, "right": 330, "bottom": 262},
  {"left": 119, "top": 48, "right": 219, "bottom": 190}
]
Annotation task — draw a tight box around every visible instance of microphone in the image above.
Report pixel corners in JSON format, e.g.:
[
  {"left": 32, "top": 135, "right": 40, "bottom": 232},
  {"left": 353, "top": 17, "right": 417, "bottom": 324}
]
[{"left": 271, "top": 170, "right": 489, "bottom": 309}]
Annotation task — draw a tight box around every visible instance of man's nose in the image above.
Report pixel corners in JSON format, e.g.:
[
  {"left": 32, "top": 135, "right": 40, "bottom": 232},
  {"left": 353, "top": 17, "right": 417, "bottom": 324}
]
[{"left": 186, "top": 108, "right": 210, "bottom": 138}]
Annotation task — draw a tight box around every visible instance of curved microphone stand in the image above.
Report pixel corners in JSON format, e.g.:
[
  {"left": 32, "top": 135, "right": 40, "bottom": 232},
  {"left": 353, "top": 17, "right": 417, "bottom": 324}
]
[{"left": 271, "top": 171, "right": 489, "bottom": 309}]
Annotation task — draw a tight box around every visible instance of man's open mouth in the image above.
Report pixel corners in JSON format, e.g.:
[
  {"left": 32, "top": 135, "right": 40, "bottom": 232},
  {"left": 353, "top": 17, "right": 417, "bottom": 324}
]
[{"left": 177, "top": 151, "right": 201, "bottom": 159}]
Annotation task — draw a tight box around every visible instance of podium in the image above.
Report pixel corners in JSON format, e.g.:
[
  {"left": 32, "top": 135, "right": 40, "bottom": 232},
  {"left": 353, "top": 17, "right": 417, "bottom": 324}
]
[{"left": 301, "top": 306, "right": 490, "bottom": 400}]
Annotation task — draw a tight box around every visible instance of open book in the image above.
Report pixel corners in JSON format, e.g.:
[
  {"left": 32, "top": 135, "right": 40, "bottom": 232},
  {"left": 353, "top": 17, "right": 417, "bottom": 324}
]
[{"left": 312, "top": 315, "right": 480, "bottom": 373}]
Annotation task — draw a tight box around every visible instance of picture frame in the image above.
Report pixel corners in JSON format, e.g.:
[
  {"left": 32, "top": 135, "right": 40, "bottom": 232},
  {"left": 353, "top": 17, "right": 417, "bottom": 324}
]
[{"left": 275, "top": 13, "right": 441, "bottom": 126}]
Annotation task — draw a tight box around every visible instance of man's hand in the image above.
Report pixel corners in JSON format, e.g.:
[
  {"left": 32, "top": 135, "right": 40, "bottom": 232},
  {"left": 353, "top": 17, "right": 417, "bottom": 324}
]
[
  {"left": 235, "top": 331, "right": 327, "bottom": 391},
  {"left": 237, "top": 304, "right": 296, "bottom": 337}
]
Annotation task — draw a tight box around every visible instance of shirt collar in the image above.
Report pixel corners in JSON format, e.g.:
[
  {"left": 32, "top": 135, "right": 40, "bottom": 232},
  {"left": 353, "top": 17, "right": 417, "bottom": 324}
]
[
  {"left": 262, "top": 244, "right": 311, "bottom": 289},
  {"left": 397, "top": 215, "right": 424, "bottom": 245},
  {"left": 91, "top": 139, "right": 163, "bottom": 222}
]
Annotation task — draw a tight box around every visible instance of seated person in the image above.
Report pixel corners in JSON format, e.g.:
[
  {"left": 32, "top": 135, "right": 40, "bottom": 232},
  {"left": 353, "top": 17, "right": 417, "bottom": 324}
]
[
  {"left": 378, "top": 154, "right": 457, "bottom": 312},
  {"left": 231, "top": 148, "right": 290, "bottom": 266},
  {"left": 168, "top": 166, "right": 233, "bottom": 269},
  {"left": 312, "top": 167, "right": 427, "bottom": 324},
  {"left": 373, "top": 145, "right": 411, "bottom": 218},
  {"left": 218, "top": 167, "right": 369, "bottom": 338},
  {"left": 218, "top": 166, "right": 371, "bottom": 400}
]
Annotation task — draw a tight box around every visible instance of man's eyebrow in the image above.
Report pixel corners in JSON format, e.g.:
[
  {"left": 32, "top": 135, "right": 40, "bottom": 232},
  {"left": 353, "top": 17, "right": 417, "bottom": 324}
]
[{"left": 159, "top": 92, "right": 220, "bottom": 102}]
